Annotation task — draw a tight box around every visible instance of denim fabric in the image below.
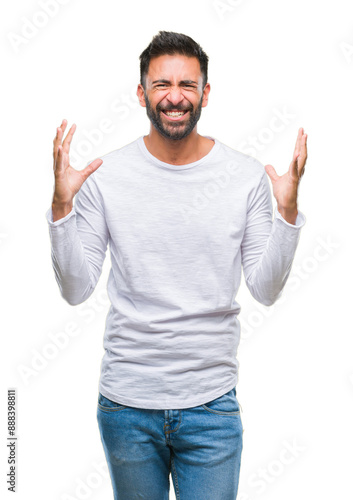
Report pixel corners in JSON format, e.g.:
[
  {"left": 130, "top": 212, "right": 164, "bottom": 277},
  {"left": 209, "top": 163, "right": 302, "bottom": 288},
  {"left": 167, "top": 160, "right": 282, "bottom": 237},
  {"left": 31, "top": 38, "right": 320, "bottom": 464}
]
[{"left": 97, "top": 386, "right": 243, "bottom": 499}]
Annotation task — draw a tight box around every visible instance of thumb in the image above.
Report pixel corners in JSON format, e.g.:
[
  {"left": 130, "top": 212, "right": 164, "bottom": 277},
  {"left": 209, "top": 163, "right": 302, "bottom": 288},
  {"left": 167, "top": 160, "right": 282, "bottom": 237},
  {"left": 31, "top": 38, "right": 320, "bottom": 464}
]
[
  {"left": 264, "top": 164, "right": 279, "bottom": 183},
  {"left": 82, "top": 158, "right": 103, "bottom": 182}
]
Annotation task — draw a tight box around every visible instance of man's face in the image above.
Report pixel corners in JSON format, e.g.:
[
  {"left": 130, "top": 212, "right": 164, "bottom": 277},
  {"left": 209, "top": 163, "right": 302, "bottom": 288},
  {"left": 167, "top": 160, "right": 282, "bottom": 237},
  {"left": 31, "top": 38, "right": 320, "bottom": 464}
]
[{"left": 137, "top": 54, "right": 210, "bottom": 141}]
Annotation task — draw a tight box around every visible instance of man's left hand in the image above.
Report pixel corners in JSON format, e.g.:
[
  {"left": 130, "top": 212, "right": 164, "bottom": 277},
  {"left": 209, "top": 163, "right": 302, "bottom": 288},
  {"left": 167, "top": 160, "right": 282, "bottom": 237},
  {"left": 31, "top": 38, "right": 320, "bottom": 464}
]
[{"left": 264, "top": 127, "right": 308, "bottom": 225}]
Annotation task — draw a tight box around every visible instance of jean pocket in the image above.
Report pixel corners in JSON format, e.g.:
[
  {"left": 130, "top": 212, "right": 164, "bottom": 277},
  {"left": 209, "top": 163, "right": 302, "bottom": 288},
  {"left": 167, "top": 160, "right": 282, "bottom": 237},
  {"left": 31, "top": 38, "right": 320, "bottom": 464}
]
[
  {"left": 202, "top": 387, "right": 241, "bottom": 415},
  {"left": 97, "top": 392, "right": 128, "bottom": 412}
]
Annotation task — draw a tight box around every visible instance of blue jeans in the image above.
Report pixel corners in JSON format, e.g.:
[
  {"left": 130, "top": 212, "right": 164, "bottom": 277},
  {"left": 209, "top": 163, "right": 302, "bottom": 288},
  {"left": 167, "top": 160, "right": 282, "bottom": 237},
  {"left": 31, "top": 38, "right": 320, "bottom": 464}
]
[{"left": 97, "top": 386, "right": 243, "bottom": 499}]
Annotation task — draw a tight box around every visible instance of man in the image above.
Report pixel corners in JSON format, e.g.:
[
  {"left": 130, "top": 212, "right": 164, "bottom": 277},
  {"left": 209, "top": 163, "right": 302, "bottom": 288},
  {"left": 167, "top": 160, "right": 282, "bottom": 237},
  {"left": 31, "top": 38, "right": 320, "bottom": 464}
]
[{"left": 46, "top": 31, "right": 307, "bottom": 499}]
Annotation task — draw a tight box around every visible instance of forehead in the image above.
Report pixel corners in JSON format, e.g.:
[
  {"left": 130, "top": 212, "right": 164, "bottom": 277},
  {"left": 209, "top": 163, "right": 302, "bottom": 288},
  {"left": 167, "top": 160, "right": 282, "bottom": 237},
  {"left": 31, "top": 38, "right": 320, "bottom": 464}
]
[{"left": 146, "top": 54, "right": 202, "bottom": 82}]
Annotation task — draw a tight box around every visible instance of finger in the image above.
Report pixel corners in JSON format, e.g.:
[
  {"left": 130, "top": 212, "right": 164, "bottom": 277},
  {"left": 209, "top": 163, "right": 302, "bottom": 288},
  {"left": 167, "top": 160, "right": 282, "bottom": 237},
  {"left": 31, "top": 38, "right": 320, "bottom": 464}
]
[
  {"left": 54, "top": 144, "right": 64, "bottom": 173},
  {"left": 289, "top": 153, "right": 300, "bottom": 179},
  {"left": 81, "top": 158, "right": 103, "bottom": 182},
  {"left": 62, "top": 123, "right": 76, "bottom": 154},
  {"left": 60, "top": 118, "right": 68, "bottom": 135},
  {"left": 55, "top": 119, "right": 68, "bottom": 144},
  {"left": 264, "top": 164, "right": 280, "bottom": 183},
  {"left": 292, "top": 129, "right": 301, "bottom": 160},
  {"left": 297, "top": 133, "right": 308, "bottom": 175},
  {"left": 293, "top": 127, "right": 303, "bottom": 161},
  {"left": 53, "top": 119, "right": 67, "bottom": 161},
  {"left": 53, "top": 128, "right": 59, "bottom": 157},
  {"left": 53, "top": 125, "right": 63, "bottom": 147}
]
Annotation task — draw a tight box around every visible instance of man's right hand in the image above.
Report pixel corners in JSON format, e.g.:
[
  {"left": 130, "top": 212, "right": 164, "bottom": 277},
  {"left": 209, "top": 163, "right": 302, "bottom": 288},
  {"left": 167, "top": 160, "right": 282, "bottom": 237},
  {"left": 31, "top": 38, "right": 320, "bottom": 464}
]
[{"left": 51, "top": 119, "right": 103, "bottom": 222}]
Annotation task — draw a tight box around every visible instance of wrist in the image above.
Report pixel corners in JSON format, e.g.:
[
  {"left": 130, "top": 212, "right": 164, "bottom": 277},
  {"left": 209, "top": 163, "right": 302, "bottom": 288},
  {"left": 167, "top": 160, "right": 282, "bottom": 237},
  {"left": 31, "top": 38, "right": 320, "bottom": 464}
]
[
  {"left": 277, "top": 204, "right": 298, "bottom": 225},
  {"left": 52, "top": 200, "right": 73, "bottom": 222}
]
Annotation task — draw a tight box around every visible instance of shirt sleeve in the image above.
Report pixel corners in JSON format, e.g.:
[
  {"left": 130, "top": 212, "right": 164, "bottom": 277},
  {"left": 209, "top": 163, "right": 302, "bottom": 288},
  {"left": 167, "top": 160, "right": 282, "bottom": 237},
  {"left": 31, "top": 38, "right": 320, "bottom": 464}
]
[
  {"left": 240, "top": 171, "right": 306, "bottom": 306},
  {"left": 45, "top": 171, "right": 109, "bottom": 305}
]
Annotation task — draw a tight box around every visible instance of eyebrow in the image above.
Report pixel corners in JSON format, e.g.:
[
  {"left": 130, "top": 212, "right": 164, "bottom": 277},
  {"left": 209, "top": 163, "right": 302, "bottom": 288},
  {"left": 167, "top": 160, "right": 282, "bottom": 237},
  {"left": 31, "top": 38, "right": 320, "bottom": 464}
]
[{"left": 151, "top": 79, "right": 198, "bottom": 85}]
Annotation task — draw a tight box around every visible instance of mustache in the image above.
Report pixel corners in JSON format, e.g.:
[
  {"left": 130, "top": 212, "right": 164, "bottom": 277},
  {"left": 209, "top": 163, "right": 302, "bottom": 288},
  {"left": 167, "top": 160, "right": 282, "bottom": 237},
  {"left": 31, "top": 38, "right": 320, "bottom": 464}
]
[{"left": 157, "top": 104, "right": 193, "bottom": 112}]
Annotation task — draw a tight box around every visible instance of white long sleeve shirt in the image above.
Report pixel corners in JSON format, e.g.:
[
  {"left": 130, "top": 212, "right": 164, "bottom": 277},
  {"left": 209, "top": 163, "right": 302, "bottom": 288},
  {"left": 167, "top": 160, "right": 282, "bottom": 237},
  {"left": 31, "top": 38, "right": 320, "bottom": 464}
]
[{"left": 46, "top": 135, "right": 306, "bottom": 409}]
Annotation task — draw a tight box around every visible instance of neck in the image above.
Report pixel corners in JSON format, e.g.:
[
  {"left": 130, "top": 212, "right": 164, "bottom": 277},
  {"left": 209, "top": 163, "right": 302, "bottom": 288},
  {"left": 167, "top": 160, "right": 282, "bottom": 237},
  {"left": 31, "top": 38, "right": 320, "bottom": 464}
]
[{"left": 144, "top": 126, "right": 212, "bottom": 165}]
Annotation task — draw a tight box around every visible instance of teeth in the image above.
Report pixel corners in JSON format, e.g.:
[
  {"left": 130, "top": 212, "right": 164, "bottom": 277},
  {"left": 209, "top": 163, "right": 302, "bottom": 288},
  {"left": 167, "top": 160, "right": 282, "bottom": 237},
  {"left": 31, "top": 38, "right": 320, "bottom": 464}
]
[{"left": 164, "top": 111, "right": 186, "bottom": 117}]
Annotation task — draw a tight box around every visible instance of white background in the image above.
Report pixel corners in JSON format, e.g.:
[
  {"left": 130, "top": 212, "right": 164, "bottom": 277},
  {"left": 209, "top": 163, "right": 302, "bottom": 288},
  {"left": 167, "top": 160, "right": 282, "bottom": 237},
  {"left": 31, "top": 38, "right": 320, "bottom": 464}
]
[{"left": 1, "top": 0, "right": 352, "bottom": 498}]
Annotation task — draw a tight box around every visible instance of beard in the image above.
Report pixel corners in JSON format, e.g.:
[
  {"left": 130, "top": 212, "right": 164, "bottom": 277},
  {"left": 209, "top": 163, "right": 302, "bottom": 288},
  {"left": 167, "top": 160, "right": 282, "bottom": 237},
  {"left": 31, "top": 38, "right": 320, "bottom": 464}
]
[{"left": 144, "top": 92, "right": 203, "bottom": 141}]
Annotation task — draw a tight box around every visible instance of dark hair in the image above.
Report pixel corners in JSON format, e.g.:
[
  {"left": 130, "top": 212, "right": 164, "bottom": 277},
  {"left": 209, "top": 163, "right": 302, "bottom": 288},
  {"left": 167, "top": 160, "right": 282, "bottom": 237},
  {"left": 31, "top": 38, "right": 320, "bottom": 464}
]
[{"left": 139, "top": 31, "right": 209, "bottom": 90}]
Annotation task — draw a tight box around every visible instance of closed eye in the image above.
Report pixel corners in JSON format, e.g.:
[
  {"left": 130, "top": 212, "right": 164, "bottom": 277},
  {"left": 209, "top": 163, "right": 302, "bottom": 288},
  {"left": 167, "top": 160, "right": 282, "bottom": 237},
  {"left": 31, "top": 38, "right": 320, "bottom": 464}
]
[{"left": 154, "top": 84, "right": 196, "bottom": 89}]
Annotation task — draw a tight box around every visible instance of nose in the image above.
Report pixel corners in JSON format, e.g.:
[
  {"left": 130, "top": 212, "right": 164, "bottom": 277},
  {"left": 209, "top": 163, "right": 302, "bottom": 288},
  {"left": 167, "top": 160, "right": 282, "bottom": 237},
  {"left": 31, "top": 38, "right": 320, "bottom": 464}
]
[{"left": 166, "top": 86, "right": 184, "bottom": 106}]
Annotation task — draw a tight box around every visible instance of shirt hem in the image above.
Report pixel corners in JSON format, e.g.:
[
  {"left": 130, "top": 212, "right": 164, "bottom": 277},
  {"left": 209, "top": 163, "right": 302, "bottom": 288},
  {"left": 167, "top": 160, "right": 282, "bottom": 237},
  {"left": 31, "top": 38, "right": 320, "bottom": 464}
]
[{"left": 98, "top": 380, "right": 238, "bottom": 410}]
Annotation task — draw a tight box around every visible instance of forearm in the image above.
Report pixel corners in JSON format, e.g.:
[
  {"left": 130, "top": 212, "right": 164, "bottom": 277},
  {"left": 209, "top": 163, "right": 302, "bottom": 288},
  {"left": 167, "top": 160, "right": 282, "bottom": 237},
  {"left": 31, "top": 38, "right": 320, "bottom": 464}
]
[
  {"left": 245, "top": 208, "right": 305, "bottom": 306},
  {"left": 47, "top": 170, "right": 109, "bottom": 305},
  {"left": 47, "top": 206, "right": 96, "bottom": 305}
]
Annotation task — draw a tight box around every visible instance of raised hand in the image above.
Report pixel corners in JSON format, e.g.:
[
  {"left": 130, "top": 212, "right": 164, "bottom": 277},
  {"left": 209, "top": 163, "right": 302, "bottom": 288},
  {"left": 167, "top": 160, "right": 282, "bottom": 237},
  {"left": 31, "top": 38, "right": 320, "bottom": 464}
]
[
  {"left": 52, "top": 119, "right": 103, "bottom": 221},
  {"left": 264, "top": 127, "right": 308, "bottom": 224}
]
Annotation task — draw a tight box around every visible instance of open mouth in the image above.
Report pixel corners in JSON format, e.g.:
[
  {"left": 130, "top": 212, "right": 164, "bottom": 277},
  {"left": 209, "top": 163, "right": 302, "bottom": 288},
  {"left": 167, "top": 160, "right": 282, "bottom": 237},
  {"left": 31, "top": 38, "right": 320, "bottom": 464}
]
[{"left": 161, "top": 109, "right": 190, "bottom": 121}]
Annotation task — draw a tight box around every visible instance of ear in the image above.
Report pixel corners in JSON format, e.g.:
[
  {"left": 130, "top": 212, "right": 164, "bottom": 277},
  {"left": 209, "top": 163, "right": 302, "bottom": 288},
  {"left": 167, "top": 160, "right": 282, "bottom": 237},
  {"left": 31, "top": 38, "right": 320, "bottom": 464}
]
[
  {"left": 136, "top": 84, "right": 146, "bottom": 108},
  {"left": 201, "top": 83, "right": 211, "bottom": 108}
]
